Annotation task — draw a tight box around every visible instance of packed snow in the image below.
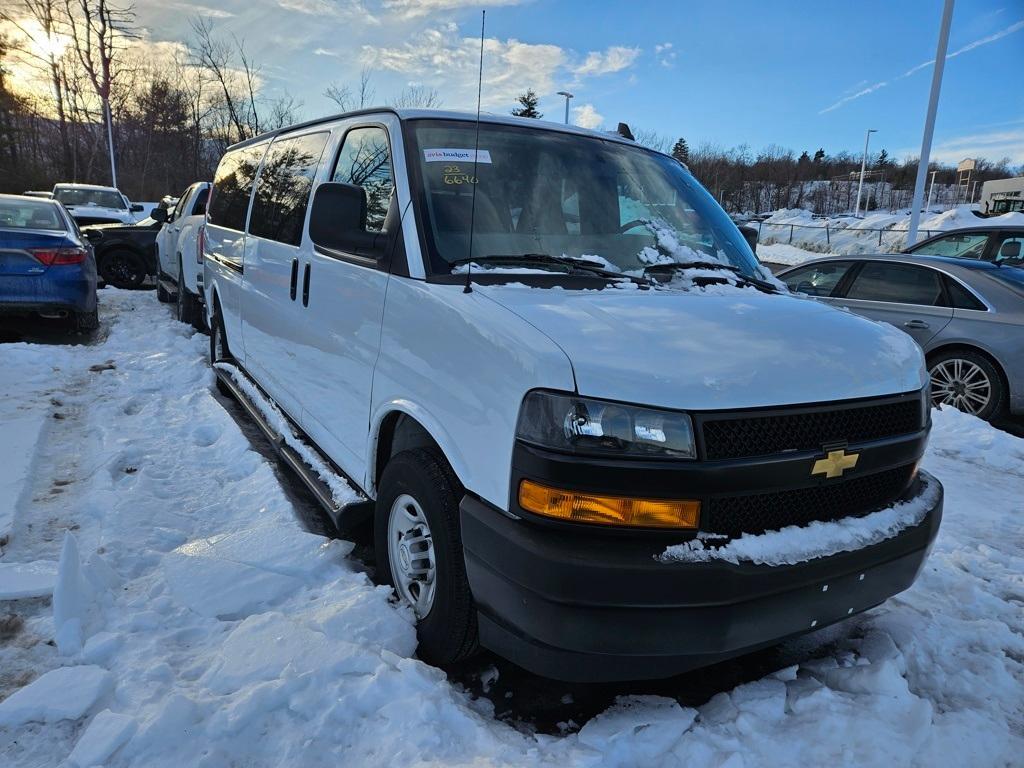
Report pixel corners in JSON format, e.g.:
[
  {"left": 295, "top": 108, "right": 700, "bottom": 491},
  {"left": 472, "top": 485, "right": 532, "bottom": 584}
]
[
  {"left": 0, "top": 290, "right": 1022, "bottom": 767},
  {"left": 660, "top": 472, "right": 940, "bottom": 566}
]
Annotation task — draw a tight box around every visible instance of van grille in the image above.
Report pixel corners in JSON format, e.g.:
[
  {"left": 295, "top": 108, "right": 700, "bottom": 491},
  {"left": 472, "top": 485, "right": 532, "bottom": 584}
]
[
  {"left": 705, "top": 464, "right": 916, "bottom": 537},
  {"left": 700, "top": 398, "right": 921, "bottom": 461}
]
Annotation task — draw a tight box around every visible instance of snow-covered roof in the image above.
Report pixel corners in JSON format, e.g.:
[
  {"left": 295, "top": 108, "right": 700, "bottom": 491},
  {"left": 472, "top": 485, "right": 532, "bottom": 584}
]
[{"left": 51, "top": 183, "right": 120, "bottom": 192}]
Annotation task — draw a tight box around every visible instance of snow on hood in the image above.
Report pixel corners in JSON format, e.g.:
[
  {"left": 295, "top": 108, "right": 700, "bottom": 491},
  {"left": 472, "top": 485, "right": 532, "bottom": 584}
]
[{"left": 477, "top": 283, "right": 926, "bottom": 410}]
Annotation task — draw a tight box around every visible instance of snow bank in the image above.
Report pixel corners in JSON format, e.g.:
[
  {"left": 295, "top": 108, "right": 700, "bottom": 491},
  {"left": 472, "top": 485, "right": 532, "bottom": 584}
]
[
  {"left": 756, "top": 205, "right": 1011, "bottom": 259},
  {"left": 66, "top": 709, "right": 137, "bottom": 768},
  {"left": 0, "top": 413, "right": 48, "bottom": 545},
  {"left": 660, "top": 473, "right": 939, "bottom": 566}
]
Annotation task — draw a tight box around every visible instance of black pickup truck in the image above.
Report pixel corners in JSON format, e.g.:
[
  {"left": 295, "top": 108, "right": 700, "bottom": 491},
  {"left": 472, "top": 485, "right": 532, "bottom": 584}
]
[{"left": 81, "top": 216, "right": 162, "bottom": 289}]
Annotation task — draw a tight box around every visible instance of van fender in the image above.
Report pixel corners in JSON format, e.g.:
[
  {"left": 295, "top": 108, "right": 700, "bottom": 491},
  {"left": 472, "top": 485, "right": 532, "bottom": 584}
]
[{"left": 367, "top": 398, "right": 471, "bottom": 497}]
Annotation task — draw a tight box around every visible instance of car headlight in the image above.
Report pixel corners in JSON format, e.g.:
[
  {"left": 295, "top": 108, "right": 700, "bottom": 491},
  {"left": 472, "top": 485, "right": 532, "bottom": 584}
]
[{"left": 516, "top": 391, "right": 696, "bottom": 459}]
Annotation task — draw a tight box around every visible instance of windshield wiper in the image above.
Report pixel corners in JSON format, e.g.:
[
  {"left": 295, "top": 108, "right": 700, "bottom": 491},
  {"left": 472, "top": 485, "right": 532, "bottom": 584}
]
[
  {"left": 451, "top": 253, "right": 649, "bottom": 285},
  {"left": 642, "top": 260, "right": 779, "bottom": 293}
]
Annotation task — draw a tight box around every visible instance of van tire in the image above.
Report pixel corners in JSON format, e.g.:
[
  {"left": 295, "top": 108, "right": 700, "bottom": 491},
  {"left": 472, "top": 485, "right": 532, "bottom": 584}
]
[
  {"left": 209, "top": 305, "right": 233, "bottom": 397},
  {"left": 375, "top": 448, "right": 479, "bottom": 666},
  {"left": 176, "top": 256, "right": 204, "bottom": 330}
]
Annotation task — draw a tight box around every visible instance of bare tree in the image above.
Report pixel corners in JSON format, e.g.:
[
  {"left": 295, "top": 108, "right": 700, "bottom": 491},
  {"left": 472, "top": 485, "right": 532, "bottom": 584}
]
[
  {"left": 389, "top": 84, "right": 441, "bottom": 109},
  {"left": 63, "top": 0, "right": 135, "bottom": 187},
  {"left": 187, "top": 16, "right": 263, "bottom": 143},
  {"left": 324, "top": 66, "right": 375, "bottom": 111}
]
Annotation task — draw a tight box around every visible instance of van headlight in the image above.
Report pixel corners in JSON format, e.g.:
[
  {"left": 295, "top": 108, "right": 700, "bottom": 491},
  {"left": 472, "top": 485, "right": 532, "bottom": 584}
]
[{"left": 516, "top": 391, "right": 696, "bottom": 459}]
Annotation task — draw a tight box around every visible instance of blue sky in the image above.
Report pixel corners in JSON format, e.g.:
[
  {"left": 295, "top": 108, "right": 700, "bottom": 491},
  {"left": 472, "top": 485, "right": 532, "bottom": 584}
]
[{"left": 135, "top": 0, "right": 1023, "bottom": 163}]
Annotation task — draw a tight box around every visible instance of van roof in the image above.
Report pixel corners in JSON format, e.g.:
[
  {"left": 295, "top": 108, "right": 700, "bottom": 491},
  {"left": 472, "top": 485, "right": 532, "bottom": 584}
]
[{"left": 227, "top": 107, "right": 643, "bottom": 153}]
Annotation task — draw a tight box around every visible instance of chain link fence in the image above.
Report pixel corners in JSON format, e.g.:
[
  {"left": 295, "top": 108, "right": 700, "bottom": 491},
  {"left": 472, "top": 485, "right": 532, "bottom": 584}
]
[{"left": 751, "top": 220, "right": 941, "bottom": 256}]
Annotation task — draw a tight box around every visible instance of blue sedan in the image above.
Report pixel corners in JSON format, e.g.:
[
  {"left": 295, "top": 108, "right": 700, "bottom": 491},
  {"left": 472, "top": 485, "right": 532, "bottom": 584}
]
[{"left": 0, "top": 194, "right": 101, "bottom": 332}]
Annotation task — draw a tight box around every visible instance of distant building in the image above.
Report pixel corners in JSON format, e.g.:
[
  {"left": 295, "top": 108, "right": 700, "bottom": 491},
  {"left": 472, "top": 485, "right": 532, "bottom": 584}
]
[{"left": 980, "top": 177, "right": 1024, "bottom": 216}]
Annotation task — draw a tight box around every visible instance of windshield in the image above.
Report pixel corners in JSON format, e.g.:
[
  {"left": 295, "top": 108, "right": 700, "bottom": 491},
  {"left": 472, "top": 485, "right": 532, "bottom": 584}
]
[
  {"left": 54, "top": 188, "right": 126, "bottom": 210},
  {"left": 405, "top": 120, "right": 760, "bottom": 279}
]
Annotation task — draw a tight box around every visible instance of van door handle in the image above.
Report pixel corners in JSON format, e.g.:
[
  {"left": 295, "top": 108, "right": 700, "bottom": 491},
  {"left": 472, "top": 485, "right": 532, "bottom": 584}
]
[
  {"left": 302, "top": 263, "right": 311, "bottom": 307},
  {"left": 289, "top": 259, "right": 298, "bottom": 300},
  {"left": 904, "top": 320, "right": 929, "bottom": 329}
]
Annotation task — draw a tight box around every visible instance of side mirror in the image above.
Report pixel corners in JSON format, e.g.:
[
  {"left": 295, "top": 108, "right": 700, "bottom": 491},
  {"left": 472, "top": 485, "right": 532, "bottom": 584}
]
[
  {"left": 738, "top": 225, "right": 758, "bottom": 255},
  {"left": 130, "top": 203, "right": 144, "bottom": 213},
  {"left": 308, "top": 182, "right": 382, "bottom": 257},
  {"left": 151, "top": 207, "right": 168, "bottom": 223},
  {"left": 84, "top": 229, "right": 103, "bottom": 244}
]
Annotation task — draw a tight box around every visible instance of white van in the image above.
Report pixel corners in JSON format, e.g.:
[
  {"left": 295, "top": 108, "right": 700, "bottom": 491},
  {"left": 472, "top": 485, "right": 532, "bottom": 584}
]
[{"left": 203, "top": 110, "right": 942, "bottom": 682}]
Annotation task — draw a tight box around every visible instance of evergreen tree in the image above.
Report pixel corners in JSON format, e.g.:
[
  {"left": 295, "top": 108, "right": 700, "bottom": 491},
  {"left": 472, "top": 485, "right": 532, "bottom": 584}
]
[
  {"left": 813, "top": 148, "right": 826, "bottom": 163},
  {"left": 511, "top": 90, "right": 542, "bottom": 119},
  {"left": 877, "top": 148, "right": 890, "bottom": 167},
  {"left": 671, "top": 137, "right": 690, "bottom": 164}
]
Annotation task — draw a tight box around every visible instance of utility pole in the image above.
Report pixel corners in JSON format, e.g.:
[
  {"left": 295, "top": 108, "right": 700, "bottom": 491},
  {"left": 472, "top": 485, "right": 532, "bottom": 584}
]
[
  {"left": 908, "top": 0, "right": 954, "bottom": 246},
  {"left": 854, "top": 128, "right": 877, "bottom": 218},
  {"left": 926, "top": 169, "right": 937, "bottom": 212},
  {"left": 557, "top": 91, "right": 573, "bottom": 124}
]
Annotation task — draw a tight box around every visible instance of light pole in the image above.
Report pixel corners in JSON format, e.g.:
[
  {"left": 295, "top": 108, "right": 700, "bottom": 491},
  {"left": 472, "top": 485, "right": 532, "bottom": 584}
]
[
  {"left": 854, "top": 128, "right": 877, "bottom": 218},
  {"left": 908, "top": 0, "right": 955, "bottom": 246},
  {"left": 926, "top": 169, "right": 937, "bottom": 212},
  {"left": 557, "top": 91, "right": 574, "bottom": 124}
]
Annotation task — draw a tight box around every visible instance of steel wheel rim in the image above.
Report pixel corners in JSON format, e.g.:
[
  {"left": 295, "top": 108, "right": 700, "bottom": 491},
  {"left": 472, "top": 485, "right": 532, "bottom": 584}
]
[
  {"left": 929, "top": 358, "right": 991, "bottom": 415},
  {"left": 213, "top": 323, "right": 227, "bottom": 362},
  {"left": 387, "top": 493, "right": 436, "bottom": 619}
]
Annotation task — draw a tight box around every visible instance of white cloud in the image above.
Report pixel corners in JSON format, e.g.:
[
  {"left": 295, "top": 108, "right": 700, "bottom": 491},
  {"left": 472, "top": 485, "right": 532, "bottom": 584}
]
[
  {"left": 820, "top": 17, "right": 1024, "bottom": 113},
  {"left": 362, "top": 26, "right": 639, "bottom": 110},
  {"left": 165, "top": 1, "right": 235, "bottom": 18},
  {"left": 313, "top": 48, "right": 340, "bottom": 57},
  {"left": 277, "top": 0, "right": 377, "bottom": 21},
  {"left": 381, "top": 0, "right": 527, "bottom": 20},
  {"left": 573, "top": 103, "right": 603, "bottom": 129},
  {"left": 654, "top": 42, "right": 677, "bottom": 68},
  {"left": 924, "top": 129, "right": 1024, "bottom": 165},
  {"left": 573, "top": 45, "right": 641, "bottom": 77}
]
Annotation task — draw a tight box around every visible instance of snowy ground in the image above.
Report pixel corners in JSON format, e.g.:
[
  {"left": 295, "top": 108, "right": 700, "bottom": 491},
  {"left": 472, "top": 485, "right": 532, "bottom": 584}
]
[{"left": 1, "top": 289, "right": 1022, "bottom": 767}]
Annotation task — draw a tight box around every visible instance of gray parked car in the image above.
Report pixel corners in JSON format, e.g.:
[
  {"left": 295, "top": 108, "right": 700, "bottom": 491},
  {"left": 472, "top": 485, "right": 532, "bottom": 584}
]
[{"left": 778, "top": 254, "right": 1024, "bottom": 420}]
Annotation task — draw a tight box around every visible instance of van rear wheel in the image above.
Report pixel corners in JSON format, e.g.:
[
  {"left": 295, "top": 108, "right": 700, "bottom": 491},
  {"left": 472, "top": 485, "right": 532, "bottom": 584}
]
[
  {"left": 375, "top": 448, "right": 478, "bottom": 666},
  {"left": 209, "top": 306, "right": 233, "bottom": 397}
]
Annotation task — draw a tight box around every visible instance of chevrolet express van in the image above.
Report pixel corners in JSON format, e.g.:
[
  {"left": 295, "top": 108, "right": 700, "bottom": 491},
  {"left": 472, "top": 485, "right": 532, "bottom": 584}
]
[{"left": 203, "top": 110, "right": 942, "bottom": 682}]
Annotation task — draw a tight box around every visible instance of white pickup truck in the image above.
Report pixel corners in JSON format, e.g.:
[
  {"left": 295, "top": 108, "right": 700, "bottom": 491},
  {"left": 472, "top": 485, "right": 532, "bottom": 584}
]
[
  {"left": 203, "top": 109, "right": 943, "bottom": 682},
  {"left": 52, "top": 183, "right": 145, "bottom": 226},
  {"left": 153, "top": 181, "right": 210, "bottom": 329}
]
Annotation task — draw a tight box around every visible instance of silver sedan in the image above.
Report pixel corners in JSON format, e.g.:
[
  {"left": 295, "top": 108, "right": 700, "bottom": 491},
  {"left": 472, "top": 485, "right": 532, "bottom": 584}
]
[{"left": 778, "top": 254, "right": 1024, "bottom": 421}]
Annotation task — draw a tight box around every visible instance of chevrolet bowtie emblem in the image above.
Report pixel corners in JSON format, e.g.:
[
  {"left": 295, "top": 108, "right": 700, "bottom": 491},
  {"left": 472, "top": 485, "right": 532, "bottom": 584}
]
[{"left": 812, "top": 448, "right": 860, "bottom": 479}]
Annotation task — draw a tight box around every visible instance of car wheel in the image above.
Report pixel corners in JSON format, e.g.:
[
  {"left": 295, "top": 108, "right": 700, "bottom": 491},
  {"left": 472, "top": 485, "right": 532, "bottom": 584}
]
[
  {"left": 69, "top": 308, "right": 99, "bottom": 334},
  {"left": 375, "top": 448, "right": 478, "bottom": 666},
  {"left": 99, "top": 249, "right": 146, "bottom": 289},
  {"left": 176, "top": 256, "right": 204, "bottom": 330},
  {"left": 928, "top": 350, "right": 1006, "bottom": 421},
  {"left": 209, "top": 304, "right": 233, "bottom": 397}
]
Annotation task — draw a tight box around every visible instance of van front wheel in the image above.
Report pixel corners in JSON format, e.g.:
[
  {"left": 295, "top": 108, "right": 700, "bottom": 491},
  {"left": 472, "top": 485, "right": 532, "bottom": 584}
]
[{"left": 375, "top": 448, "right": 478, "bottom": 666}]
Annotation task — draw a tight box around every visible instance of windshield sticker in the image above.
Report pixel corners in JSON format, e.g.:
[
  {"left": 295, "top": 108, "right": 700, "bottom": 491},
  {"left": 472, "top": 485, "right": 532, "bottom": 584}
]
[{"left": 424, "top": 148, "right": 491, "bottom": 164}]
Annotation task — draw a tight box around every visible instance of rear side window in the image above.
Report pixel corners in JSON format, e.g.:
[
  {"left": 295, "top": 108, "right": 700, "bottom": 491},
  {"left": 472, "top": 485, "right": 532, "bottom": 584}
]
[
  {"left": 782, "top": 261, "right": 853, "bottom": 297},
  {"left": 944, "top": 277, "right": 986, "bottom": 311},
  {"left": 249, "top": 132, "right": 330, "bottom": 246},
  {"left": 208, "top": 145, "right": 267, "bottom": 232},
  {"left": 909, "top": 232, "right": 989, "bottom": 259},
  {"left": 331, "top": 126, "right": 395, "bottom": 232},
  {"left": 192, "top": 187, "right": 209, "bottom": 216},
  {"left": 846, "top": 262, "right": 944, "bottom": 306}
]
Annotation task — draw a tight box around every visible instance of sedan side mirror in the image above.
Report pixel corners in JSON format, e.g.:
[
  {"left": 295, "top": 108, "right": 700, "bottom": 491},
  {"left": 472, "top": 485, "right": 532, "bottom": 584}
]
[
  {"left": 151, "top": 207, "right": 168, "bottom": 223},
  {"left": 84, "top": 229, "right": 103, "bottom": 244},
  {"left": 308, "top": 182, "right": 383, "bottom": 258}
]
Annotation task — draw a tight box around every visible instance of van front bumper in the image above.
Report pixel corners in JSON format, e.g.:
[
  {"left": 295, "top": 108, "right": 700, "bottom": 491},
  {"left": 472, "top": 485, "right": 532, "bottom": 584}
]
[{"left": 460, "top": 471, "right": 942, "bottom": 682}]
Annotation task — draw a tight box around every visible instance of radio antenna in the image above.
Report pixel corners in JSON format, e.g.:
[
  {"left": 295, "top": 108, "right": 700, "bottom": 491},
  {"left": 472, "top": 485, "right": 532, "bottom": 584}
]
[{"left": 463, "top": 9, "right": 486, "bottom": 294}]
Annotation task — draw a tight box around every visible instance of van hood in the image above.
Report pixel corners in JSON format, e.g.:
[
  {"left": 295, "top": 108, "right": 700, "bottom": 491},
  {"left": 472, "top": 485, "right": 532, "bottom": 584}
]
[{"left": 478, "top": 283, "right": 926, "bottom": 411}]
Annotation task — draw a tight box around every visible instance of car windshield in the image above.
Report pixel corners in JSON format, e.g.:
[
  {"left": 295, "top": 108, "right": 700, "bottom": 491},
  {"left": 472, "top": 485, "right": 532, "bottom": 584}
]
[
  {"left": 405, "top": 120, "right": 760, "bottom": 279},
  {"left": 54, "top": 188, "right": 126, "bottom": 209},
  {"left": 0, "top": 199, "right": 65, "bottom": 230}
]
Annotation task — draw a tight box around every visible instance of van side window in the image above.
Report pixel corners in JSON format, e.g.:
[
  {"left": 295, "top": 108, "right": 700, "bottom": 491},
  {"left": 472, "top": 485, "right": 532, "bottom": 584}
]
[
  {"left": 249, "top": 132, "right": 330, "bottom": 246},
  {"left": 332, "top": 127, "right": 394, "bottom": 232},
  {"left": 208, "top": 144, "right": 266, "bottom": 231}
]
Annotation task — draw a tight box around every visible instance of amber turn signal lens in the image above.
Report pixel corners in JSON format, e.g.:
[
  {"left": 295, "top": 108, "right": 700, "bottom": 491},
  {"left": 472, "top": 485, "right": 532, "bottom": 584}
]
[{"left": 518, "top": 479, "right": 700, "bottom": 529}]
